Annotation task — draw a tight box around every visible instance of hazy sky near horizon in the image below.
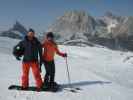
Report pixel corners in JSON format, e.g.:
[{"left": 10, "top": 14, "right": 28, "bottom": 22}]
[{"left": 0, "top": 0, "right": 132, "bottom": 33}]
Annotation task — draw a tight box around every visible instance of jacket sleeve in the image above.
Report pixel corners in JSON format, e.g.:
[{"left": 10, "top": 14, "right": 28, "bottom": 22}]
[
  {"left": 18, "top": 41, "right": 24, "bottom": 48},
  {"left": 55, "top": 45, "right": 65, "bottom": 57},
  {"left": 13, "top": 40, "right": 24, "bottom": 57}
]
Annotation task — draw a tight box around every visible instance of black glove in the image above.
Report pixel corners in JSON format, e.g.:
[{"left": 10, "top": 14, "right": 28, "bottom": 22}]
[
  {"left": 16, "top": 56, "right": 21, "bottom": 61},
  {"left": 63, "top": 53, "right": 67, "bottom": 57}
]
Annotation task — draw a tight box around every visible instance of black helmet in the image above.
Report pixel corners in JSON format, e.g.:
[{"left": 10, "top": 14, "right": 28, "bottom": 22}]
[
  {"left": 13, "top": 44, "right": 24, "bottom": 57},
  {"left": 46, "top": 32, "right": 54, "bottom": 39}
]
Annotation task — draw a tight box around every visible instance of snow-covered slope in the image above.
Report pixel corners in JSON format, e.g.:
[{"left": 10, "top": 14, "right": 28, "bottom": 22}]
[
  {"left": 0, "top": 37, "right": 21, "bottom": 54},
  {"left": 0, "top": 37, "right": 133, "bottom": 100}
]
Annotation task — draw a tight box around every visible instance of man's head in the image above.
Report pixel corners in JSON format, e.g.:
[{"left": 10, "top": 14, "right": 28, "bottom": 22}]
[
  {"left": 46, "top": 32, "right": 54, "bottom": 41},
  {"left": 27, "top": 28, "right": 35, "bottom": 39}
]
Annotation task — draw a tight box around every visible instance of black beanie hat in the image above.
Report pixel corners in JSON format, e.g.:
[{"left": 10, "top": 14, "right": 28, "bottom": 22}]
[
  {"left": 46, "top": 32, "right": 54, "bottom": 38},
  {"left": 28, "top": 28, "right": 35, "bottom": 33}
]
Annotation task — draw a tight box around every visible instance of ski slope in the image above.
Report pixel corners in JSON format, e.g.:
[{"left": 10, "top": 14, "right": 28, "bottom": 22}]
[{"left": 0, "top": 37, "right": 133, "bottom": 100}]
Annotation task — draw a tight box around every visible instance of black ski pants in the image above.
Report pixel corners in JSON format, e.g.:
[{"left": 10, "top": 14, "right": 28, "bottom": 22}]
[{"left": 43, "top": 60, "right": 55, "bottom": 83}]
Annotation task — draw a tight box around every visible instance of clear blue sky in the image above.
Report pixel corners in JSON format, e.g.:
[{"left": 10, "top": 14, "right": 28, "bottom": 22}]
[{"left": 0, "top": 0, "right": 132, "bottom": 33}]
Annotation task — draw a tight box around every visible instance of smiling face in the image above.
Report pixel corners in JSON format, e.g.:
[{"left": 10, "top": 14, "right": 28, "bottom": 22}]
[{"left": 27, "top": 31, "right": 35, "bottom": 39}]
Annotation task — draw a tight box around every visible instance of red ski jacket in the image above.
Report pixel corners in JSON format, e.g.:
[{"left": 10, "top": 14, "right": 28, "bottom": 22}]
[{"left": 42, "top": 39, "right": 65, "bottom": 61}]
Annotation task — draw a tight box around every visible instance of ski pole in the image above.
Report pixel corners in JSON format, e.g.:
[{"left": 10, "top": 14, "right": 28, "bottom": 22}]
[
  {"left": 65, "top": 57, "right": 73, "bottom": 88},
  {"left": 64, "top": 54, "right": 80, "bottom": 92}
]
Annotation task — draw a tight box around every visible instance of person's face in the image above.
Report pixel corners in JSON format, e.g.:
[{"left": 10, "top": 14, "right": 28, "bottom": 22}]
[
  {"left": 47, "top": 37, "right": 53, "bottom": 41},
  {"left": 27, "top": 32, "right": 35, "bottom": 38}
]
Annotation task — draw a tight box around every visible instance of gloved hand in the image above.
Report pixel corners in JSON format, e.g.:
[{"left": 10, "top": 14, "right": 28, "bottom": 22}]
[
  {"left": 16, "top": 56, "right": 21, "bottom": 61},
  {"left": 62, "top": 53, "right": 67, "bottom": 57}
]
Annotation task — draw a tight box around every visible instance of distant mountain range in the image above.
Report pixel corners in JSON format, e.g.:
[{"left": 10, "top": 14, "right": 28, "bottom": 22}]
[
  {"left": 0, "top": 21, "right": 27, "bottom": 39},
  {"left": 0, "top": 10, "right": 133, "bottom": 50},
  {"left": 47, "top": 11, "right": 133, "bottom": 50},
  {"left": 47, "top": 11, "right": 133, "bottom": 41}
]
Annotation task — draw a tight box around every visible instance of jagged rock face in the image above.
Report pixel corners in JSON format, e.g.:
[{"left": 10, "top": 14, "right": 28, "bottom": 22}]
[
  {"left": 100, "top": 12, "right": 124, "bottom": 34},
  {"left": 11, "top": 21, "right": 27, "bottom": 35},
  {"left": 47, "top": 11, "right": 133, "bottom": 50},
  {"left": 103, "top": 12, "right": 124, "bottom": 24},
  {"left": 47, "top": 11, "right": 133, "bottom": 42},
  {"left": 47, "top": 11, "right": 122, "bottom": 41},
  {"left": 112, "top": 17, "right": 133, "bottom": 39},
  {"left": 47, "top": 11, "right": 96, "bottom": 41},
  {"left": 0, "top": 21, "right": 27, "bottom": 39}
]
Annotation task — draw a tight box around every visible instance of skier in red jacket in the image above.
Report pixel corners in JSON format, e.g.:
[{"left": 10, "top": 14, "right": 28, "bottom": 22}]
[{"left": 42, "top": 32, "right": 67, "bottom": 89}]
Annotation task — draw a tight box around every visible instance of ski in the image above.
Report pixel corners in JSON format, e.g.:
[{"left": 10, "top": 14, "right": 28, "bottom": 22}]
[
  {"left": 74, "top": 87, "right": 81, "bottom": 90},
  {"left": 8, "top": 84, "right": 81, "bottom": 93},
  {"left": 60, "top": 85, "right": 82, "bottom": 93},
  {"left": 64, "top": 88, "right": 78, "bottom": 93},
  {"left": 63, "top": 87, "right": 81, "bottom": 93},
  {"left": 8, "top": 85, "right": 60, "bottom": 92}
]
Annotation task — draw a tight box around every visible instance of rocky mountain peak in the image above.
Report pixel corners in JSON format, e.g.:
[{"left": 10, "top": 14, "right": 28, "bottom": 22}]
[
  {"left": 0, "top": 21, "right": 27, "bottom": 39},
  {"left": 11, "top": 21, "right": 27, "bottom": 35},
  {"left": 47, "top": 10, "right": 96, "bottom": 41}
]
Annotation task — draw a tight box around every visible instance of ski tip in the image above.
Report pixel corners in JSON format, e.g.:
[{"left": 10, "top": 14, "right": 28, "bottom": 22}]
[
  {"left": 75, "top": 87, "right": 81, "bottom": 90},
  {"left": 70, "top": 89, "right": 78, "bottom": 93}
]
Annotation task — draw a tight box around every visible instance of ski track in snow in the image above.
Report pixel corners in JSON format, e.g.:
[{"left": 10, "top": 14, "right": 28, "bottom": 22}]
[{"left": 0, "top": 37, "right": 133, "bottom": 100}]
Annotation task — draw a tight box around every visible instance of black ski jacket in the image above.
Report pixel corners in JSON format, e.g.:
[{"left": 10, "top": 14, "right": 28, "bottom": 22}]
[{"left": 17, "top": 36, "right": 42, "bottom": 62}]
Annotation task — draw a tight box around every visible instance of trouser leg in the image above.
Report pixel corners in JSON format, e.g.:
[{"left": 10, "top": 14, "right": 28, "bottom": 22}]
[
  {"left": 49, "top": 61, "right": 55, "bottom": 83},
  {"left": 31, "top": 62, "right": 43, "bottom": 89},
  {"left": 44, "top": 61, "right": 50, "bottom": 84},
  {"left": 21, "top": 62, "right": 30, "bottom": 88}
]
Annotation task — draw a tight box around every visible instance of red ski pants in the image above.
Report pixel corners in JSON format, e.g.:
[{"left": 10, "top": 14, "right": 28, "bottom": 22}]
[{"left": 21, "top": 61, "right": 43, "bottom": 89}]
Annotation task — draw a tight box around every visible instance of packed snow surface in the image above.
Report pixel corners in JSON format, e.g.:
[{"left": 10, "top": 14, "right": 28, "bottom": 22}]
[{"left": 0, "top": 37, "right": 133, "bottom": 100}]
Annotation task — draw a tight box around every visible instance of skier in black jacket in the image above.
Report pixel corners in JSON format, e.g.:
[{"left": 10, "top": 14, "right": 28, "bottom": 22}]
[{"left": 13, "top": 28, "right": 43, "bottom": 91}]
